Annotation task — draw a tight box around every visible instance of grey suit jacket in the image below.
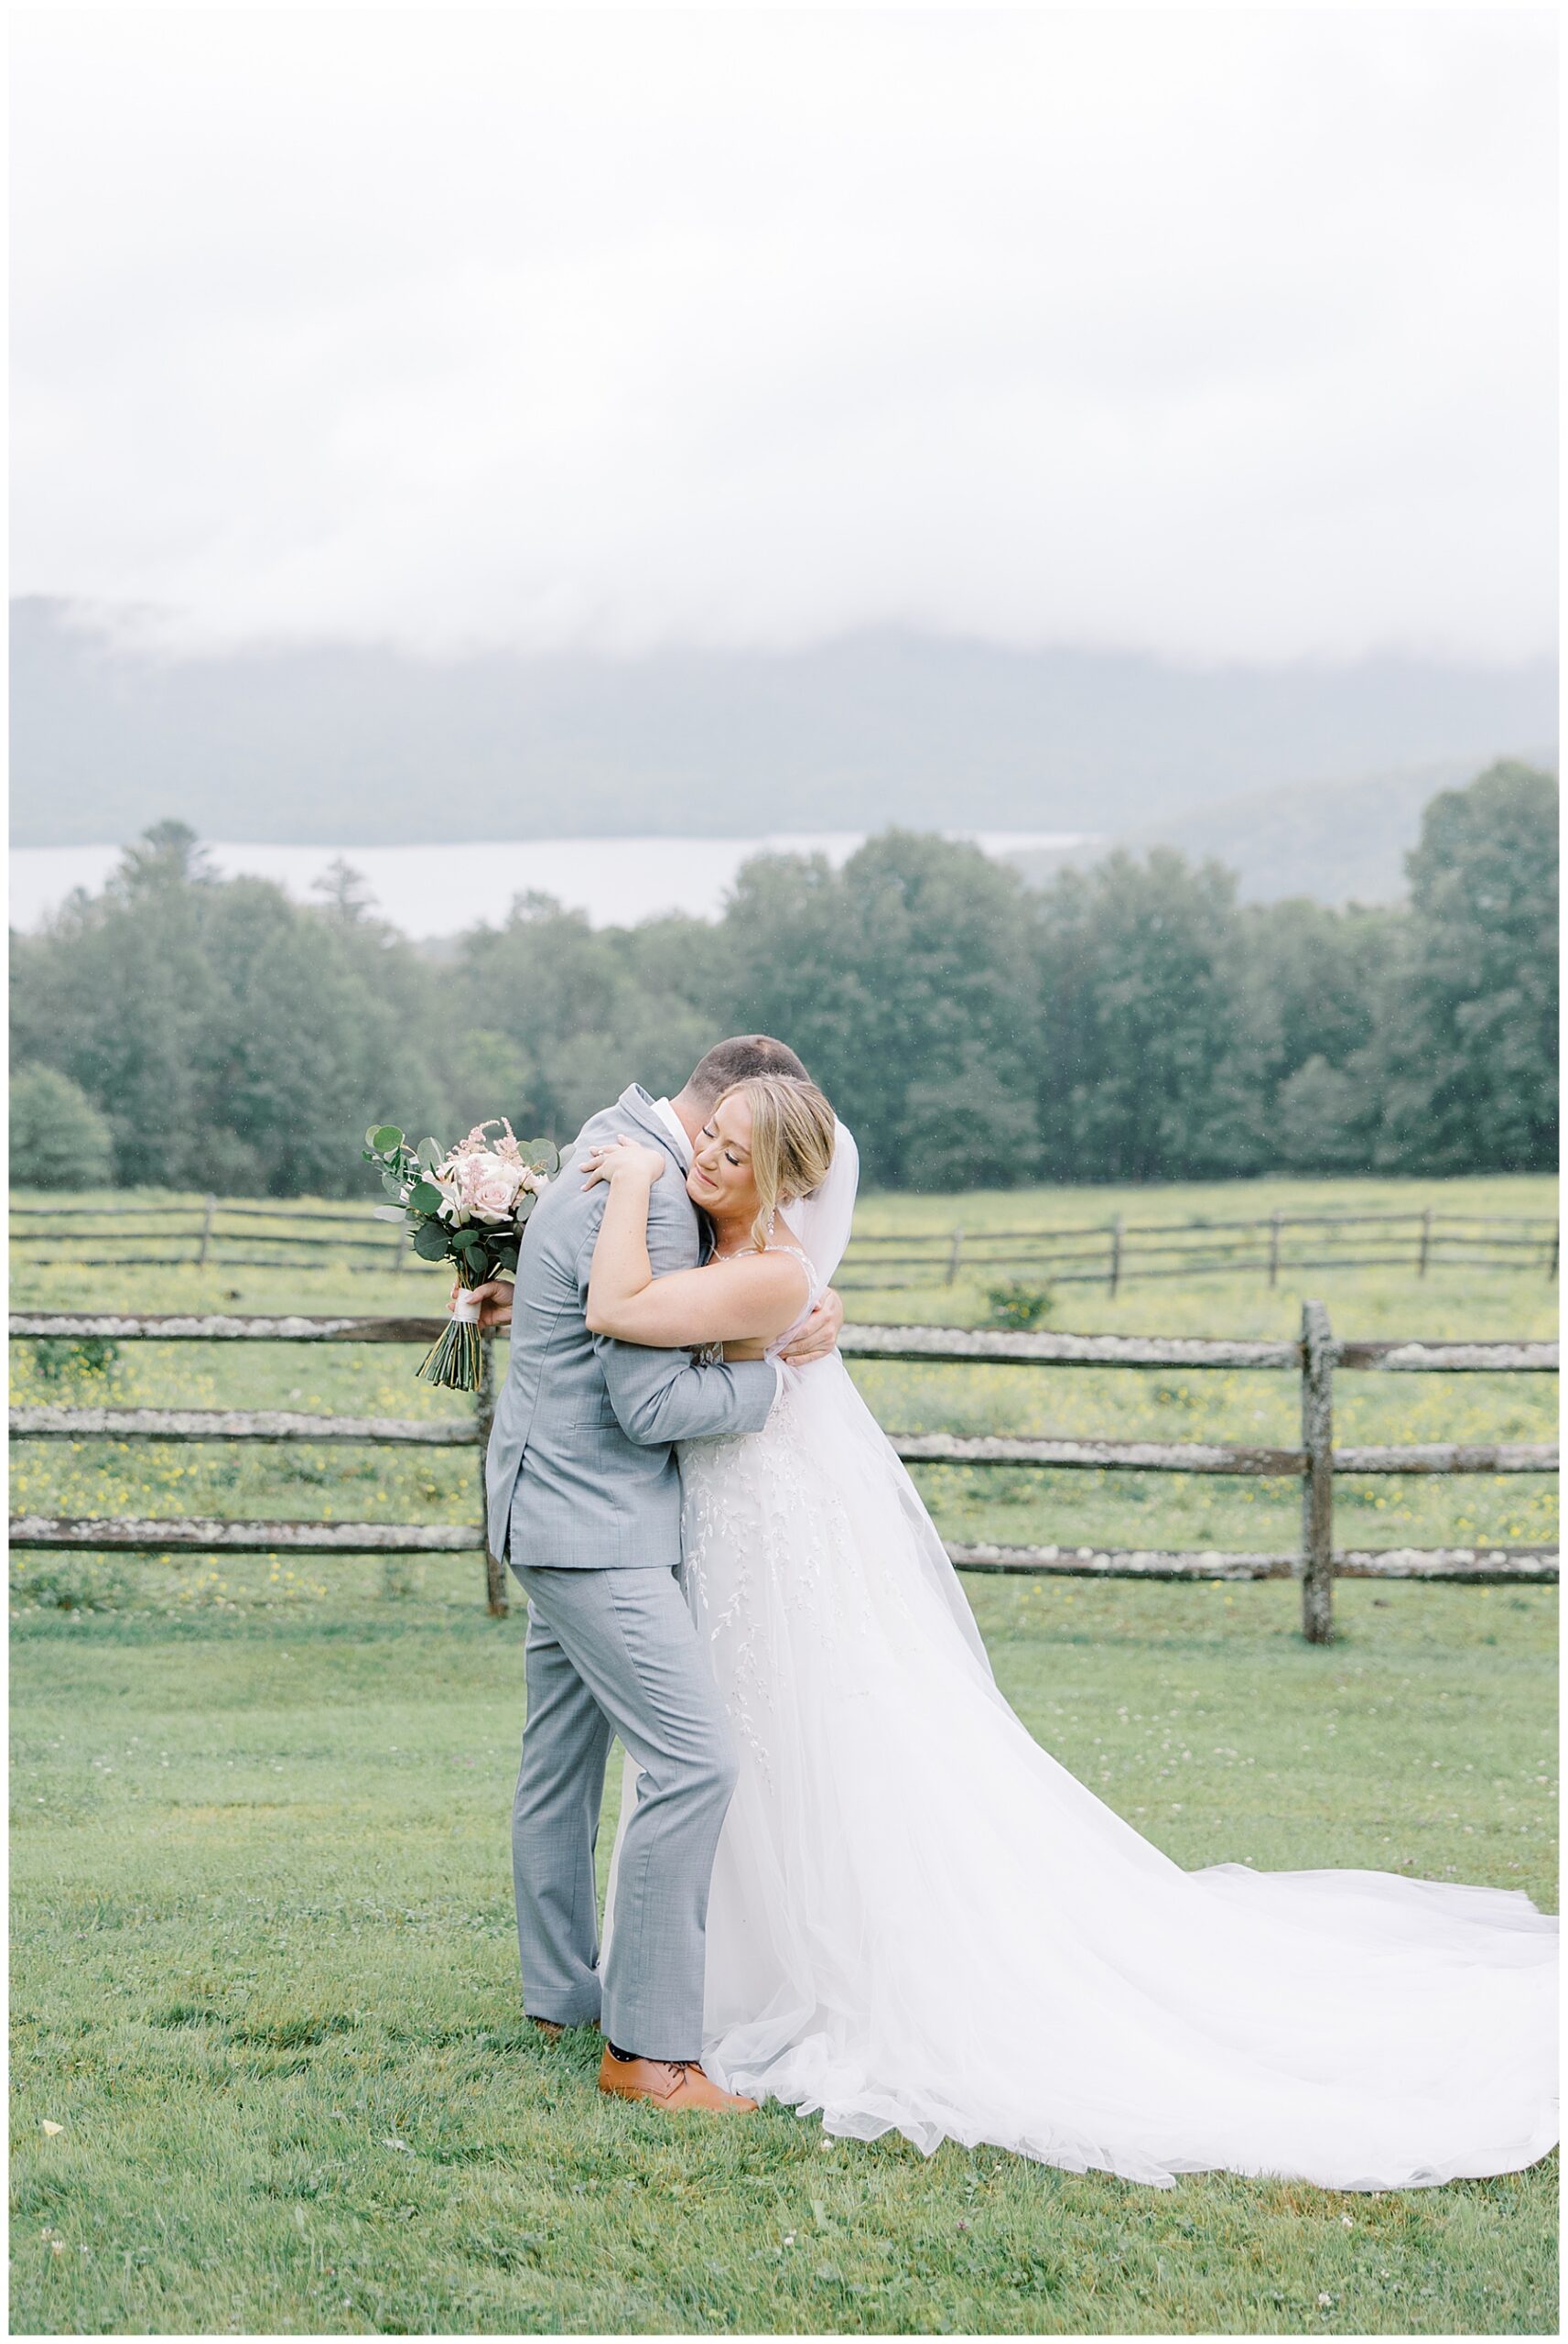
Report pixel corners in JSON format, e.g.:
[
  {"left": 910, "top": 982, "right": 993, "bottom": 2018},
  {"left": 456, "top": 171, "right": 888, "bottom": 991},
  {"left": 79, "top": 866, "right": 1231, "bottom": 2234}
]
[{"left": 484, "top": 1084, "right": 778, "bottom": 1571}]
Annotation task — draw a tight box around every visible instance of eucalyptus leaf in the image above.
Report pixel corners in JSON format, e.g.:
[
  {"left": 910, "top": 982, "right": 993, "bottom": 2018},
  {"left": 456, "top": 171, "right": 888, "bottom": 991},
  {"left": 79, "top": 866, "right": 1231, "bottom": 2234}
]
[
  {"left": 410, "top": 1179, "right": 445, "bottom": 1216},
  {"left": 416, "top": 1138, "right": 443, "bottom": 1172},
  {"left": 412, "top": 1222, "right": 449, "bottom": 1263},
  {"left": 379, "top": 1169, "right": 408, "bottom": 1202},
  {"left": 371, "top": 1204, "right": 408, "bottom": 1223},
  {"left": 370, "top": 1124, "right": 404, "bottom": 1156}
]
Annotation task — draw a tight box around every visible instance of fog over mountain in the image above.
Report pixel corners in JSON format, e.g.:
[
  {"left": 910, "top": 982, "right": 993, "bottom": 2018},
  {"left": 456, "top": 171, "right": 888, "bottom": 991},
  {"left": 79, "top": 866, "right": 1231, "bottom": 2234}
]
[{"left": 9, "top": 599, "right": 1556, "bottom": 852}]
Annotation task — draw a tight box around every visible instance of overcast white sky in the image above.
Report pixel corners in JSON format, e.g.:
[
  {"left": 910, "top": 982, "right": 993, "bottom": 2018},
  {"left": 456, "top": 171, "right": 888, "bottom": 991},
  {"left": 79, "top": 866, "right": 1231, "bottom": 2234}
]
[{"left": 9, "top": 6, "right": 1557, "bottom": 667}]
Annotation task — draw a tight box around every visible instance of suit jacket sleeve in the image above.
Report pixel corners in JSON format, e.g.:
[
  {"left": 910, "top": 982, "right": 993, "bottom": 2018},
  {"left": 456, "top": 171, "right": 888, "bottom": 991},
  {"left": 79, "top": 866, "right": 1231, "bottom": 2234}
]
[{"left": 579, "top": 1176, "right": 778, "bottom": 1449}]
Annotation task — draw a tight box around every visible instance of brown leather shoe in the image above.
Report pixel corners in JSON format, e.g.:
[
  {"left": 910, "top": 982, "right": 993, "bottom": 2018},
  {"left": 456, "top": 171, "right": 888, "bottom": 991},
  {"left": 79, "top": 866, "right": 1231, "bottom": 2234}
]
[{"left": 597, "top": 2046, "right": 758, "bottom": 2113}]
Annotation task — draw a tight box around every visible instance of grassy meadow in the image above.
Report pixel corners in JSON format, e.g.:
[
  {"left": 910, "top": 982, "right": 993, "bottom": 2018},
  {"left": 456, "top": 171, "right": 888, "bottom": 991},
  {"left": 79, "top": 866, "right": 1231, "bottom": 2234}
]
[{"left": 8, "top": 1171, "right": 1560, "bottom": 2333}]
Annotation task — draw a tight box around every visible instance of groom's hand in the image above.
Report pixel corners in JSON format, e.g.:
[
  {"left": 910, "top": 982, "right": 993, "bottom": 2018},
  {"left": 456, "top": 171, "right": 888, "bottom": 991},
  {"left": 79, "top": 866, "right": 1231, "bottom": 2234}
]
[
  {"left": 453, "top": 1276, "right": 514, "bottom": 1330},
  {"left": 779, "top": 1283, "right": 843, "bottom": 1367}
]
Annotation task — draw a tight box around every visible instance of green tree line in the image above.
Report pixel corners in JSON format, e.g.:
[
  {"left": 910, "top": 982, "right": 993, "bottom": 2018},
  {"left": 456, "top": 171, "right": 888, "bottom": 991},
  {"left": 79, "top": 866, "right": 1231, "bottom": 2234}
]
[{"left": 9, "top": 761, "right": 1556, "bottom": 1195}]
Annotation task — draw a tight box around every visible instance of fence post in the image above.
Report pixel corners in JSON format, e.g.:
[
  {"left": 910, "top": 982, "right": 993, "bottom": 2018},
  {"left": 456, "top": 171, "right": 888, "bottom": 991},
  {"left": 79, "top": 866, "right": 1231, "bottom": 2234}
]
[
  {"left": 474, "top": 1334, "right": 507, "bottom": 1617},
  {"left": 1417, "top": 1208, "right": 1433, "bottom": 1278},
  {"left": 1300, "top": 1298, "right": 1335, "bottom": 1644},
  {"left": 1268, "top": 1210, "right": 1282, "bottom": 1288},
  {"left": 946, "top": 1227, "right": 964, "bottom": 1286},
  {"left": 198, "top": 1194, "right": 217, "bottom": 1267},
  {"left": 1108, "top": 1216, "right": 1124, "bottom": 1297},
  {"left": 1550, "top": 1227, "right": 1560, "bottom": 1285}
]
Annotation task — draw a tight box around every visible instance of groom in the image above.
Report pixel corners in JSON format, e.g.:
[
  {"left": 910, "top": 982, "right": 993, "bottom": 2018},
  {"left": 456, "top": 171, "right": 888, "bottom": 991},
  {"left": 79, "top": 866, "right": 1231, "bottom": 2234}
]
[{"left": 469, "top": 1036, "right": 843, "bottom": 2113}]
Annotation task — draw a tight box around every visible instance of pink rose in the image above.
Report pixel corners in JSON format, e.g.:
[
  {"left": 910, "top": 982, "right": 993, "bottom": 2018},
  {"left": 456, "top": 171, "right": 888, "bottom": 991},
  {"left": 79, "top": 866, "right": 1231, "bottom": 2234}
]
[
  {"left": 467, "top": 1164, "right": 519, "bottom": 1223},
  {"left": 434, "top": 1145, "right": 524, "bottom": 1226}
]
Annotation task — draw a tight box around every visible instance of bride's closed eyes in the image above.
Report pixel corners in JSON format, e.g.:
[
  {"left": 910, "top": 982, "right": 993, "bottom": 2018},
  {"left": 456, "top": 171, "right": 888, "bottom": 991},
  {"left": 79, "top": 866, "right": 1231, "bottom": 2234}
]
[{"left": 700, "top": 1123, "right": 747, "bottom": 1167}]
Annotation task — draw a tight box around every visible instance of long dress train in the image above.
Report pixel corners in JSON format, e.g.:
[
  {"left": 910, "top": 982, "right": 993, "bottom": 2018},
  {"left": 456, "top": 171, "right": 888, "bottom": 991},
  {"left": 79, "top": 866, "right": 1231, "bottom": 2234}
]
[{"left": 604, "top": 1250, "right": 1556, "bottom": 2190}]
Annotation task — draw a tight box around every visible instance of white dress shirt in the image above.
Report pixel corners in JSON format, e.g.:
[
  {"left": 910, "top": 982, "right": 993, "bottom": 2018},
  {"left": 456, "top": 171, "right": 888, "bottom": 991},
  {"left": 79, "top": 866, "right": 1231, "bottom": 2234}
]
[{"left": 650, "top": 1097, "right": 694, "bottom": 1166}]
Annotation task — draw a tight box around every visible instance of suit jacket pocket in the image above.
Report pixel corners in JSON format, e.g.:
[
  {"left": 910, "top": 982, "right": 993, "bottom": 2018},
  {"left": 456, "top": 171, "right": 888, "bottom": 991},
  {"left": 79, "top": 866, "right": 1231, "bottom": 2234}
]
[{"left": 568, "top": 1394, "right": 622, "bottom": 1429}]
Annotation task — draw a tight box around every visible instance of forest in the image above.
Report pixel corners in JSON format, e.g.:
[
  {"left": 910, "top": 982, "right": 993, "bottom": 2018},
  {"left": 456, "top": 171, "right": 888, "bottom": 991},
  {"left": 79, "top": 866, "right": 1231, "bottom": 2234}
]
[{"left": 9, "top": 760, "right": 1556, "bottom": 1197}]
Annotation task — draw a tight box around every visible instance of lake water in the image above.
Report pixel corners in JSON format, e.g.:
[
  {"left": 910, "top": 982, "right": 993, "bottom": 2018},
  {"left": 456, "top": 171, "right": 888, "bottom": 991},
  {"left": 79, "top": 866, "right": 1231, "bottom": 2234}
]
[{"left": 8, "top": 830, "right": 1093, "bottom": 938}]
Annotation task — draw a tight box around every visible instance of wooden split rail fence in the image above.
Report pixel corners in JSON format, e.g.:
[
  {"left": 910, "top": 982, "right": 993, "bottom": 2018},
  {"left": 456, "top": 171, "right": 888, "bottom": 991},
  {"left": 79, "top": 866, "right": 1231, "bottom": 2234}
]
[
  {"left": 8, "top": 1307, "right": 1557, "bottom": 1642},
  {"left": 9, "top": 1199, "right": 412, "bottom": 1274},
  {"left": 840, "top": 1209, "right": 1560, "bottom": 1293},
  {"left": 11, "top": 1200, "right": 1559, "bottom": 1290}
]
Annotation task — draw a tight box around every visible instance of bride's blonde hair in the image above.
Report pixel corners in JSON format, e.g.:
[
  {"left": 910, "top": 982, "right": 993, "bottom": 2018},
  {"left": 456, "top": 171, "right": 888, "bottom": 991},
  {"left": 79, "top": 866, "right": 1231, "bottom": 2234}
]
[{"left": 718, "top": 1075, "right": 836, "bottom": 1252}]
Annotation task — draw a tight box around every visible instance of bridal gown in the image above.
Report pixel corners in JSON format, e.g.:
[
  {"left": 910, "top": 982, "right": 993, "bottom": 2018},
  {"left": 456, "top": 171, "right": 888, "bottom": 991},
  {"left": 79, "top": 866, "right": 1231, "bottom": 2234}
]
[{"left": 603, "top": 1243, "right": 1557, "bottom": 2191}]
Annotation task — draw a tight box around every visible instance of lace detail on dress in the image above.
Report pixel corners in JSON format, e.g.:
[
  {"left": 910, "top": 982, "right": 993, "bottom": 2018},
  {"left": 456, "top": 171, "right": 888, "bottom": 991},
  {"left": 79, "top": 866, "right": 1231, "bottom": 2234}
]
[
  {"left": 679, "top": 1383, "right": 867, "bottom": 1785},
  {"left": 676, "top": 1237, "right": 861, "bottom": 1785}
]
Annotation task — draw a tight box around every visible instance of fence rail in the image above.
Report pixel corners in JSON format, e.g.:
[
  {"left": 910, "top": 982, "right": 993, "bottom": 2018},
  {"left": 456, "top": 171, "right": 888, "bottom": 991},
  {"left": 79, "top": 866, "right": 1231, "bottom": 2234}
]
[
  {"left": 9, "top": 1308, "right": 1557, "bottom": 1642},
  {"left": 836, "top": 1206, "right": 1558, "bottom": 1291},
  {"left": 13, "top": 1314, "right": 1556, "bottom": 1374},
  {"left": 10, "top": 1199, "right": 1560, "bottom": 1287}
]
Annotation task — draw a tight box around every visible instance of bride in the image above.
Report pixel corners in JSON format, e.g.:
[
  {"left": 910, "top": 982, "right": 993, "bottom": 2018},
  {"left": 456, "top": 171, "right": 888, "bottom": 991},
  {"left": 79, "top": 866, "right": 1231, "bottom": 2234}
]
[{"left": 579, "top": 1075, "right": 1557, "bottom": 2192}]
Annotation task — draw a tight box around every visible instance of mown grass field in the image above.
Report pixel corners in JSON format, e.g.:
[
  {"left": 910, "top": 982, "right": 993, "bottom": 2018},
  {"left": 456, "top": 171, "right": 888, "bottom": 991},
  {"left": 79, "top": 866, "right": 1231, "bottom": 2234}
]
[
  {"left": 8, "top": 1172, "right": 1560, "bottom": 2333},
  {"left": 10, "top": 1580, "right": 1557, "bottom": 2336}
]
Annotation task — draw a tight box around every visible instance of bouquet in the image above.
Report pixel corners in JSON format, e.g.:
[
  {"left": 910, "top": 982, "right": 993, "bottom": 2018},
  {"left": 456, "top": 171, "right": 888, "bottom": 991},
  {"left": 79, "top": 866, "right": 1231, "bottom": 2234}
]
[{"left": 362, "top": 1119, "right": 560, "bottom": 1388}]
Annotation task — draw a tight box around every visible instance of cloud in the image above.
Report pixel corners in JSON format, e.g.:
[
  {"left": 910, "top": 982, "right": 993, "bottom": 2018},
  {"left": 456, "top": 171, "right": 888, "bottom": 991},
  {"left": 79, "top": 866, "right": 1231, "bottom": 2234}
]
[{"left": 9, "top": 7, "right": 1556, "bottom": 665}]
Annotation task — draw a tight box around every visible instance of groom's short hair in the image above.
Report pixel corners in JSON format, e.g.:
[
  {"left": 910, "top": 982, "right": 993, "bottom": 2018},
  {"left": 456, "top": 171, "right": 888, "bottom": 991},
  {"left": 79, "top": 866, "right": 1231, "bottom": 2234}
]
[{"left": 686, "top": 1035, "right": 810, "bottom": 1106}]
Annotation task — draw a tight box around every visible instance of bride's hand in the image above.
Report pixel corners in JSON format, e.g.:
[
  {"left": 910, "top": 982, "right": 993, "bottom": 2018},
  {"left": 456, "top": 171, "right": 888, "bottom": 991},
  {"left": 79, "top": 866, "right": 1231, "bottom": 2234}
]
[{"left": 580, "top": 1137, "right": 666, "bottom": 1190}]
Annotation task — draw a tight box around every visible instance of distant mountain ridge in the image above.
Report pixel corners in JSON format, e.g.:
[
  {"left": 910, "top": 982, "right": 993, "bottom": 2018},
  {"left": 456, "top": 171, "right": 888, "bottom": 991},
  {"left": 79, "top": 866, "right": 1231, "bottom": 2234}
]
[
  {"left": 1007, "top": 749, "right": 1561, "bottom": 906},
  {"left": 10, "top": 596, "right": 1558, "bottom": 849}
]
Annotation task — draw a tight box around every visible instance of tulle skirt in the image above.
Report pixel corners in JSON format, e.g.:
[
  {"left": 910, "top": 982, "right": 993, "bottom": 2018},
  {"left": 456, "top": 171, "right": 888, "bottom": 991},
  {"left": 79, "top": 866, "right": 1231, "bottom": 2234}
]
[{"left": 611, "top": 1358, "right": 1557, "bottom": 2189}]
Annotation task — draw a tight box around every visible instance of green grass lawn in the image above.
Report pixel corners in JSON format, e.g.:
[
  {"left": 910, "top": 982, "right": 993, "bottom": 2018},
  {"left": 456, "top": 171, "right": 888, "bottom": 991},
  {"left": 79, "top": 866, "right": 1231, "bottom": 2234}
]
[
  {"left": 8, "top": 1173, "right": 1559, "bottom": 2330},
  {"left": 9, "top": 1578, "right": 1556, "bottom": 2336}
]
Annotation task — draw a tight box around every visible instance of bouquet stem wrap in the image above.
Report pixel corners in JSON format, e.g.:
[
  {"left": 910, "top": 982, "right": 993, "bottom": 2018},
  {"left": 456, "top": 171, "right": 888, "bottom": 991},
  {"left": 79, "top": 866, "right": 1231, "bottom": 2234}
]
[
  {"left": 412, "top": 1275, "right": 485, "bottom": 1378},
  {"left": 416, "top": 1269, "right": 484, "bottom": 1389}
]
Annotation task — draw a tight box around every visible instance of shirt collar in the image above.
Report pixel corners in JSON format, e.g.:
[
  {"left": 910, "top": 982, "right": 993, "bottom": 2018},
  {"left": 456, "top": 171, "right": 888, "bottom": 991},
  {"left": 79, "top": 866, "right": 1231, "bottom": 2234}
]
[{"left": 650, "top": 1095, "right": 695, "bottom": 1167}]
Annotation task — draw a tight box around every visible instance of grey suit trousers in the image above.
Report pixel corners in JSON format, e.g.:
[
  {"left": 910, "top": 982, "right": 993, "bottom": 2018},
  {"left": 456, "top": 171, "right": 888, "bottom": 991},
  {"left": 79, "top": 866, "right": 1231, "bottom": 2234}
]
[{"left": 511, "top": 1557, "right": 739, "bottom": 2059}]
